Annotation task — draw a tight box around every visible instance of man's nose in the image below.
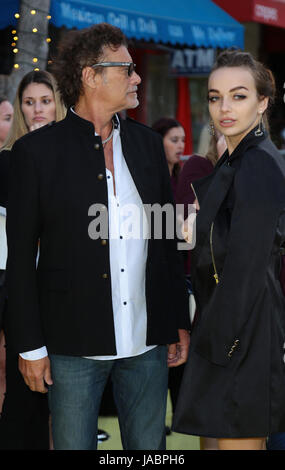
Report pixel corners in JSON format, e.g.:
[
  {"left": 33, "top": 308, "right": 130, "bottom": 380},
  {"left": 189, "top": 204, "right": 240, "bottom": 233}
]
[{"left": 131, "top": 71, "right": 141, "bottom": 85}]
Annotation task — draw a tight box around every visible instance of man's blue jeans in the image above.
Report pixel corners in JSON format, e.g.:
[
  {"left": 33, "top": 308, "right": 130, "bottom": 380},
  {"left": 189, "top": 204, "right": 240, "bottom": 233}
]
[{"left": 48, "top": 346, "right": 168, "bottom": 450}]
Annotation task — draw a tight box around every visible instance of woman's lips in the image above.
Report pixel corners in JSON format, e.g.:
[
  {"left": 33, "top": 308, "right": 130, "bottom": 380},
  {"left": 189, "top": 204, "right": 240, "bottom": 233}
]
[
  {"left": 33, "top": 116, "right": 45, "bottom": 122},
  {"left": 220, "top": 119, "right": 236, "bottom": 128}
]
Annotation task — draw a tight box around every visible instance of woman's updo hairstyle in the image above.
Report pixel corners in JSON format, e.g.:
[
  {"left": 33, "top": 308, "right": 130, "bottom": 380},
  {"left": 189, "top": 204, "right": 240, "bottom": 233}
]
[{"left": 210, "top": 50, "right": 276, "bottom": 129}]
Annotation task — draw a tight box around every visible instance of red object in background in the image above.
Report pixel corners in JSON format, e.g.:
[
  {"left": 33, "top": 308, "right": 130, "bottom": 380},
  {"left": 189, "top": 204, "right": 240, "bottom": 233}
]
[
  {"left": 176, "top": 77, "right": 193, "bottom": 156},
  {"left": 214, "top": 0, "right": 285, "bottom": 28}
]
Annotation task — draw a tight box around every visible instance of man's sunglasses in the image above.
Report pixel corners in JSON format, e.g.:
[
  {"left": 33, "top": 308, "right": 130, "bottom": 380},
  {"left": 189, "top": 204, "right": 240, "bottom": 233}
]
[{"left": 91, "top": 62, "right": 136, "bottom": 77}]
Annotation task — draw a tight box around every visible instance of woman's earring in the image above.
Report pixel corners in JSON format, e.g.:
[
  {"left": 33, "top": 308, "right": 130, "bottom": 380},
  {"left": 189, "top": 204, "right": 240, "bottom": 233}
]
[
  {"left": 255, "top": 114, "right": 264, "bottom": 137},
  {"left": 208, "top": 120, "right": 215, "bottom": 136}
]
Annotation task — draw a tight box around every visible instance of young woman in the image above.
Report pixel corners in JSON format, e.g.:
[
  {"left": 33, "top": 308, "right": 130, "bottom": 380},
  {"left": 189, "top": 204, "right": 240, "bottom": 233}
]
[
  {"left": 173, "top": 50, "right": 285, "bottom": 450},
  {"left": 0, "top": 70, "right": 65, "bottom": 449}
]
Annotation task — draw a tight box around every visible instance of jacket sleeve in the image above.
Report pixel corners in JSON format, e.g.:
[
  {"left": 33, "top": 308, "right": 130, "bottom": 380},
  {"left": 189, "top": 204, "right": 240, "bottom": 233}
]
[
  {"left": 6, "top": 138, "right": 45, "bottom": 353},
  {"left": 194, "top": 149, "right": 285, "bottom": 366}
]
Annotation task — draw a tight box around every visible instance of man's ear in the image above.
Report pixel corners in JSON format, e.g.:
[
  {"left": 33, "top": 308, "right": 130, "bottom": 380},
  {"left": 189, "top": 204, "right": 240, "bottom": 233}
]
[{"left": 81, "top": 66, "right": 98, "bottom": 90}]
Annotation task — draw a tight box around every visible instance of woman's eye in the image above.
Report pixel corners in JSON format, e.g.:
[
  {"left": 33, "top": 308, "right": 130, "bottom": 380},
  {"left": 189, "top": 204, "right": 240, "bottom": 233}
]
[
  {"left": 24, "top": 100, "right": 33, "bottom": 105},
  {"left": 43, "top": 99, "right": 51, "bottom": 104},
  {"left": 208, "top": 96, "right": 219, "bottom": 103},
  {"left": 233, "top": 94, "right": 246, "bottom": 100}
]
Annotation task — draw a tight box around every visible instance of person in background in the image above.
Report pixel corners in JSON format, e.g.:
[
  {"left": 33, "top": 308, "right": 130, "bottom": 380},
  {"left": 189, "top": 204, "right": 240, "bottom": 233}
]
[
  {"left": 0, "top": 97, "right": 13, "bottom": 150},
  {"left": 173, "top": 49, "right": 285, "bottom": 450},
  {"left": 0, "top": 70, "right": 65, "bottom": 450},
  {"left": 0, "top": 96, "right": 13, "bottom": 413},
  {"left": 152, "top": 118, "right": 185, "bottom": 201},
  {"left": 152, "top": 117, "right": 186, "bottom": 435}
]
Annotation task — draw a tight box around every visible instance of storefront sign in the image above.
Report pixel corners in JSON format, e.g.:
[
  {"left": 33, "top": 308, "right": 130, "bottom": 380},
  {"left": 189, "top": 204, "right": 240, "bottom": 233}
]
[{"left": 169, "top": 48, "right": 216, "bottom": 76}]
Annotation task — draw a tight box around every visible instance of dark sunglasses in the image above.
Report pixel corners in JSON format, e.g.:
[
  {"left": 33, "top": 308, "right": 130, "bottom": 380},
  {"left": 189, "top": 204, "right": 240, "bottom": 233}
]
[{"left": 91, "top": 62, "right": 136, "bottom": 77}]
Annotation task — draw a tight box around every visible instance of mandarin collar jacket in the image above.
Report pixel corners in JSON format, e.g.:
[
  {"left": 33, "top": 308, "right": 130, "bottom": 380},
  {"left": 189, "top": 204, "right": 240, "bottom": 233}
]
[{"left": 6, "top": 109, "right": 190, "bottom": 355}]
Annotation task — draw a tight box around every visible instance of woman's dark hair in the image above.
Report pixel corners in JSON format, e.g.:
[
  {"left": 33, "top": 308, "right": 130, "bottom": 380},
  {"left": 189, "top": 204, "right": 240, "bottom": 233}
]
[
  {"left": 152, "top": 117, "right": 183, "bottom": 138},
  {"left": 152, "top": 117, "right": 184, "bottom": 178},
  {"left": 209, "top": 50, "right": 276, "bottom": 112},
  {"left": 52, "top": 23, "right": 128, "bottom": 107},
  {"left": 0, "top": 95, "right": 9, "bottom": 105}
]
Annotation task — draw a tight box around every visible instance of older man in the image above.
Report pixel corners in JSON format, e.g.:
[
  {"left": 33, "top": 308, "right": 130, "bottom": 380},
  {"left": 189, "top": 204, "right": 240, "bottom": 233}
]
[{"left": 6, "top": 23, "right": 190, "bottom": 450}]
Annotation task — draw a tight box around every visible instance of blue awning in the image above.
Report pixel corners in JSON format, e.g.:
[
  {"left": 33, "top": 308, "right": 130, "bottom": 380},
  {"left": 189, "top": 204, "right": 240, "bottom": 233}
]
[
  {"left": 0, "top": 0, "right": 19, "bottom": 29},
  {"left": 0, "top": 0, "right": 244, "bottom": 49},
  {"left": 50, "top": 0, "right": 244, "bottom": 49}
]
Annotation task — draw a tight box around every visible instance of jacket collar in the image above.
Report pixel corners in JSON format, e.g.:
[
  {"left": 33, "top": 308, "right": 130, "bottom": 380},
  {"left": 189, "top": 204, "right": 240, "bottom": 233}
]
[
  {"left": 65, "top": 107, "right": 120, "bottom": 136},
  {"left": 216, "top": 124, "right": 268, "bottom": 168}
]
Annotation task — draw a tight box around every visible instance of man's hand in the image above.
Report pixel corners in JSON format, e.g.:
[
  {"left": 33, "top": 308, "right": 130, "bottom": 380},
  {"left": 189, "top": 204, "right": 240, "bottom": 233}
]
[
  {"left": 167, "top": 329, "right": 190, "bottom": 367},
  {"left": 19, "top": 356, "right": 53, "bottom": 393}
]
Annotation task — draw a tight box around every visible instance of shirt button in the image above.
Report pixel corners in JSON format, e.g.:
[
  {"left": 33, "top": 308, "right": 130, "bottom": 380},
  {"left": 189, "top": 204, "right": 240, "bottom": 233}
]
[
  {"left": 101, "top": 239, "right": 107, "bottom": 246},
  {"left": 97, "top": 174, "right": 104, "bottom": 180},
  {"left": 123, "top": 301, "right": 127, "bottom": 305},
  {"left": 121, "top": 268, "right": 124, "bottom": 272},
  {"left": 102, "top": 273, "right": 108, "bottom": 279},
  {"left": 94, "top": 143, "right": 100, "bottom": 150}
]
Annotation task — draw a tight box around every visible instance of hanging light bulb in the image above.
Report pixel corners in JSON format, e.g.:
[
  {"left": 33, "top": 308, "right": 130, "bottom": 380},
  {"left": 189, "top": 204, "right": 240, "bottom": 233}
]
[
  {"left": 30, "top": 10, "right": 36, "bottom": 15},
  {"left": 13, "top": 36, "right": 18, "bottom": 41},
  {"left": 33, "top": 57, "right": 38, "bottom": 63},
  {"left": 11, "top": 29, "right": 17, "bottom": 34},
  {"left": 14, "top": 13, "right": 20, "bottom": 19},
  {"left": 47, "top": 15, "right": 52, "bottom": 20},
  {"left": 32, "top": 28, "right": 38, "bottom": 33},
  {"left": 13, "top": 48, "right": 18, "bottom": 53},
  {"left": 14, "top": 63, "right": 20, "bottom": 69},
  {"left": 34, "top": 68, "right": 40, "bottom": 71},
  {"left": 46, "top": 38, "right": 52, "bottom": 43}
]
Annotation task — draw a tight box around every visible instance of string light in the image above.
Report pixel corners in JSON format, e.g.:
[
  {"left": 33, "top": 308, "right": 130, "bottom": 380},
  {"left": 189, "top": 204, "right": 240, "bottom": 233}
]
[{"left": 12, "top": 7, "right": 53, "bottom": 71}]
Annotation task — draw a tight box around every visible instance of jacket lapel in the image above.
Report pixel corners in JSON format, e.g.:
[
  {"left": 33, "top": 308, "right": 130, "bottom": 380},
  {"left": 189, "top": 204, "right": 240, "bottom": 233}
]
[
  {"left": 191, "top": 125, "right": 268, "bottom": 279},
  {"left": 119, "top": 117, "right": 154, "bottom": 206}
]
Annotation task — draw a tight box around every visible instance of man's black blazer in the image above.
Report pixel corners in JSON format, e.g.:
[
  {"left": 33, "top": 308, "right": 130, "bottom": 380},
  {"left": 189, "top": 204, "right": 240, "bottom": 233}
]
[{"left": 6, "top": 109, "right": 190, "bottom": 355}]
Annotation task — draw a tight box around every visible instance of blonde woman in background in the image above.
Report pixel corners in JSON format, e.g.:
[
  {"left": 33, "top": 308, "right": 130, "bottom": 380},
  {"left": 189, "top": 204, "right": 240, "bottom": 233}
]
[{"left": 0, "top": 70, "right": 65, "bottom": 450}]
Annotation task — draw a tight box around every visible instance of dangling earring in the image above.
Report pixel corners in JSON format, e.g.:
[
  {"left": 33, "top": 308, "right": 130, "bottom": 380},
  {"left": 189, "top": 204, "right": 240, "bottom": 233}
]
[
  {"left": 255, "top": 113, "right": 264, "bottom": 137},
  {"left": 208, "top": 120, "right": 215, "bottom": 136}
]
